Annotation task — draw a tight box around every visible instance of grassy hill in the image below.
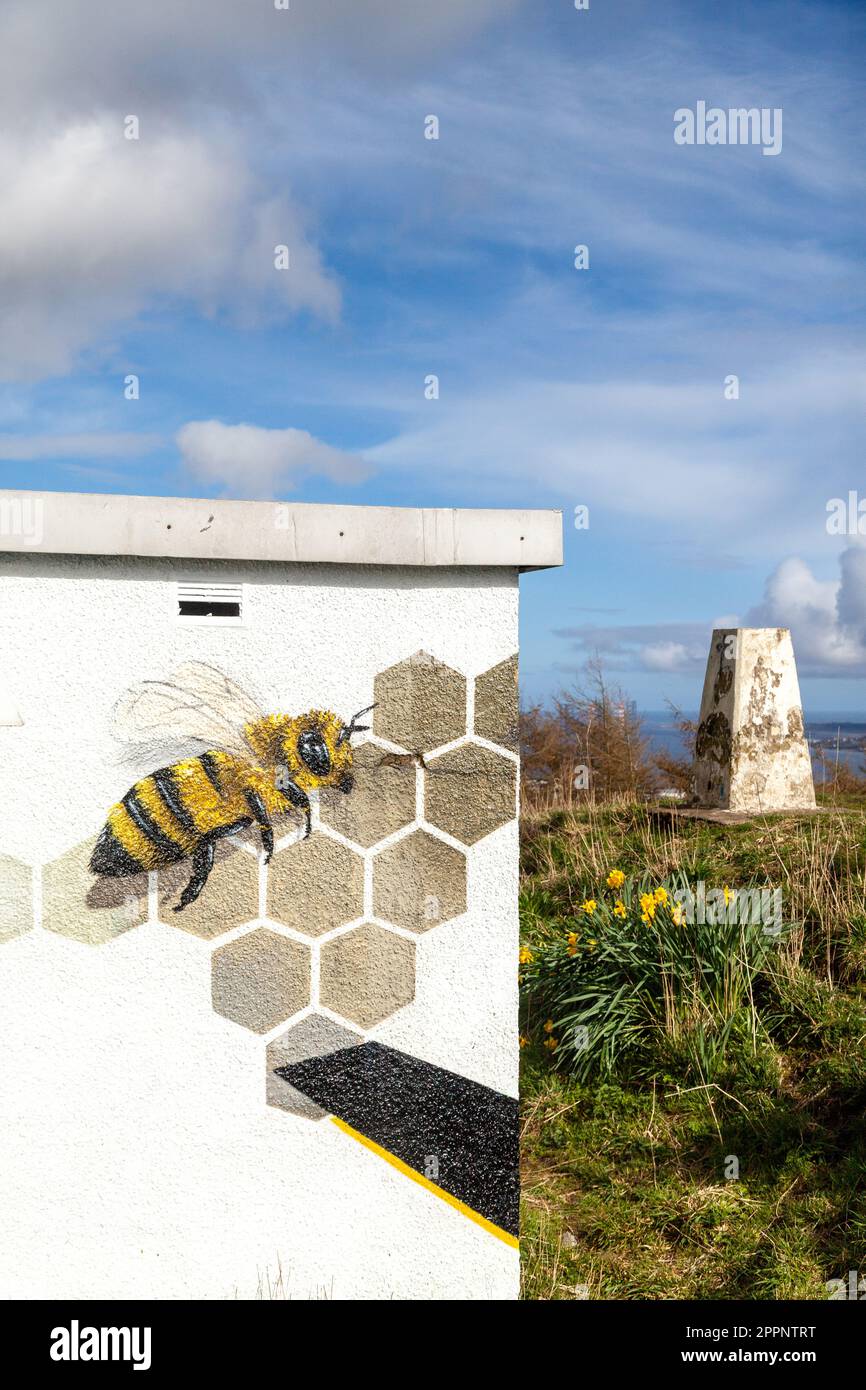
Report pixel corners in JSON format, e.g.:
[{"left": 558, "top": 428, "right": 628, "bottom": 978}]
[{"left": 518, "top": 798, "right": 866, "bottom": 1300}]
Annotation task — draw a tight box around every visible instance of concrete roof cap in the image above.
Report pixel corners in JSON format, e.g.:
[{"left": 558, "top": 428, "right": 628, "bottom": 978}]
[{"left": 0, "top": 490, "right": 562, "bottom": 572}]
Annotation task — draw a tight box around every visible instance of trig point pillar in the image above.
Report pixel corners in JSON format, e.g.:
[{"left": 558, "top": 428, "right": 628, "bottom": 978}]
[{"left": 692, "top": 628, "right": 816, "bottom": 814}]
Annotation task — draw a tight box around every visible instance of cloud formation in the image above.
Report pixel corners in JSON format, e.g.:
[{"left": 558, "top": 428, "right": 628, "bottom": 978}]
[
  {"left": 553, "top": 620, "right": 711, "bottom": 674},
  {"left": 553, "top": 548, "right": 866, "bottom": 683},
  {"left": 0, "top": 0, "right": 518, "bottom": 379},
  {"left": 0, "top": 121, "right": 339, "bottom": 381},
  {"left": 176, "top": 420, "right": 369, "bottom": 497},
  {"left": 0, "top": 0, "right": 516, "bottom": 115},
  {"left": 746, "top": 548, "right": 866, "bottom": 675},
  {"left": 0, "top": 432, "right": 161, "bottom": 460}
]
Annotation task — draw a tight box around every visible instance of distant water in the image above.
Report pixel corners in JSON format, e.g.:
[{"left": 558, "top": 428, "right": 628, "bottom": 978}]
[{"left": 641, "top": 711, "right": 866, "bottom": 782}]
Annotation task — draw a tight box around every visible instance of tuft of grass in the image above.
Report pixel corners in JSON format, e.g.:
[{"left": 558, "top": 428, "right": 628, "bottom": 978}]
[
  {"left": 519, "top": 801, "right": 866, "bottom": 1300},
  {"left": 521, "top": 870, "right": 779, "bottom": 1084}
]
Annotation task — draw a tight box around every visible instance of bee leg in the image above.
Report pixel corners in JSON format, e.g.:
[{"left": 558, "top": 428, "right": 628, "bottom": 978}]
[
  {"left": 173, "top": 840, "right": 215, "bottom": 912},
  {"left": 245, "top": 790, "right": 274, "bottom": 863},
  {"left": 280, "top": 780, "right": 312, "bottom": 840}
]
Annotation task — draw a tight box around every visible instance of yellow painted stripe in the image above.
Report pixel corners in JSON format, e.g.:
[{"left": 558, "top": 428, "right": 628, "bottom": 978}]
[
  {"left": 136, "top": 777, "right": 197, "bottom": 852},
  {"left": 171, "top": 757, "right": 238, "bottom": 835},
  {"left": 330, "top": 1115, "right": 519, "bottom": 1249},
  {"left": 108, "top": 803, "right": 160, "bottom": 868}
]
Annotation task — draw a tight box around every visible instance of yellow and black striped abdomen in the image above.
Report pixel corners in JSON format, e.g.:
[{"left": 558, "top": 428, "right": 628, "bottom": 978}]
[{"left": 90, "top": 752, "right": 246, "bottom": 878}]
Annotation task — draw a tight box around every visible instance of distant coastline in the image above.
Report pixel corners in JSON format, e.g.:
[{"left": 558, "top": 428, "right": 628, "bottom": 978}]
[{"left": 642, "top": 711, "right": 866, "bottom": 778}]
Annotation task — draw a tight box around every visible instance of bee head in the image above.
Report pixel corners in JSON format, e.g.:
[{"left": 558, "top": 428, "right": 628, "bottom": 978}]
[{"left": 286, "top": 704, "right": 376, "bottom": 792}]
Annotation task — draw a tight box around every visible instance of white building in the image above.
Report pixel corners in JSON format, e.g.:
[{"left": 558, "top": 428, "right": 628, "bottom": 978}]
[{"left": 0, "top": 488, "right": 561, "bottom": 1301}]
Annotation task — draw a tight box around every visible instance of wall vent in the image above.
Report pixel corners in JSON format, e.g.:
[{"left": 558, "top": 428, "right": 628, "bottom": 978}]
[{"left": 176, "top": 581, "right": 243, "bottom": 624}]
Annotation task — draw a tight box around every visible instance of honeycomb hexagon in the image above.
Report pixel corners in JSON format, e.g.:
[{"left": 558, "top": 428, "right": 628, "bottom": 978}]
[
  {"left": 267, "top": 834, "right": 364, "bottom": 937},
  {"left": 320, "top": 922, "right": 415, "bottom": 1028},
  {"left": 267, "top": 1013, "right": 363, "bottom": 1120},
  {"left": 318, "top": 741, "right": 416, "bottom": 847},
  {"left": 373, "top": 651, "right": 466, "bottom": 753},
  {"left": 474, "top": 654, "right": 519, "bottom": 751},
  {"left": 45, "top": 836, "right": 148, "bottom": 945},
  {"left": 0, "top": 854, "right": 34, "bottom": 944},
  {"left": 212, "top": 927, "right": 310, "bottom": 1034},
  {"left": 159, "top": 841, "right": 259, "bottom": 938},
  {"left": 424, "top": 742, "right": 517, "bottom": 845},
  {"left": 373, "top": 828, "right": 466, "bottom": 933}
]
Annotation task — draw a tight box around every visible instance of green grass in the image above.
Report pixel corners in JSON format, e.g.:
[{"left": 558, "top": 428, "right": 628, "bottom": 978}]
[{"left": 519, "top": 800, "right": 866, "bottom": 1300}]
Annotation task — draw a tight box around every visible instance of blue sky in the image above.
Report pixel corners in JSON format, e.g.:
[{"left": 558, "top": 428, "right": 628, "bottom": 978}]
[{"left": 0, "top": 0, "right": 864, "bottom": 713}]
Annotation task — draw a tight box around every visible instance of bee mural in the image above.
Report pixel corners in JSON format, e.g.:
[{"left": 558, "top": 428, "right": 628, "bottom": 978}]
[{"left": 90, "top": 662, "right": 374, "bottom": 911}]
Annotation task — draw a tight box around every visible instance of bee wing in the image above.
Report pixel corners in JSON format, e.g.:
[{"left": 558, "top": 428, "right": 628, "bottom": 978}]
[
  {"left": 168, "top": 662, "right": 264, "bottom": 728},
  {"left": 111, "top": 663, "right": 264, "bottom": 762}
]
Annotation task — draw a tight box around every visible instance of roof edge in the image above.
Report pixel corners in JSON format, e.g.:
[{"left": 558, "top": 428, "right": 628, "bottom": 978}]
[{"left": 0, "top": 490, "right": 563, "bottom": 571}]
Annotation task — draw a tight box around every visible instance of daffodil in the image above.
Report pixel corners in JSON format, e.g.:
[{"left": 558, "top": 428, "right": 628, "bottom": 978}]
[
  {"left": 519, "top": 945, "right": 534, "bottom": 965},
  {"left": 654, "top": 886, "right": 668, "bottom": 905},
  {"left": 606, "top": 869, "right": 625, "bottom": 889},
  {"left": 544, "top": 1018, "right": 555, "bottom": 1034},
  {"left": 640, "top": 892, "right": 657, "bottom": 920},
  {"left": 544, "top": 1036, "right": 558, "bottom": 1052},
  {"left": 581, "top": 899, "right": 597, "bottom": 915},
  {"left": 587, "top": 938, "right": 597, "bottom": 950},
  {"left": 613, "top": 900, "right": 627, "bottom": 918},
  {"left": 519, "top": 1034, "right": 529, "bottom": 1049}
]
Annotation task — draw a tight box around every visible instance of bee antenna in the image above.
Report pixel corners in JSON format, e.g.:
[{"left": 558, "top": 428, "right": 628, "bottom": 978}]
[{"left": 338, "top": 702, "right": 377, "bottom": 745}]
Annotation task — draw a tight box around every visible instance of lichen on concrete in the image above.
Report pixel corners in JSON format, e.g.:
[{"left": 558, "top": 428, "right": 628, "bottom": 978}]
[{"left": 691, "top": 628, "right": 815, "bottom": 814}]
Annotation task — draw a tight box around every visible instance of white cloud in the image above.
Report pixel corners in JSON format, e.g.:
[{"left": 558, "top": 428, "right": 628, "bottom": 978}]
[
  {"left": 640, "top": 641, "right": 701, "bottom": 672},
  {"left": 0, "top": 1, "right": 517, "bottom": 117},
  {"left": 552, "top": 550, "right": 866, "bottom": 681},
  {"left": 176, "top": 420, "right": 369, "bottom": 498},
  {"left": 0, "top": 120, "right": 339, "bottom": 381},
  {"left": 746, "top": 549, "right": 866, "bottom": 674},
  {"left": 0, "top": 432, "right": 161, "bottom": 460},
  {"left": 0, "top": 0, "right": 518, "bottom": 382},
  {"left": 554, "top": 621, "right": 710, "bottom": 674},
  {"left": 366, "top": 351, "right": 865, "bottom": 545}
]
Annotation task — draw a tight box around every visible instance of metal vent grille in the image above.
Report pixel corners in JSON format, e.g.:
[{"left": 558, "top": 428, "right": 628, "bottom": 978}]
[{"left": 176, "top": 581, "right": 243, "bottom": 623}]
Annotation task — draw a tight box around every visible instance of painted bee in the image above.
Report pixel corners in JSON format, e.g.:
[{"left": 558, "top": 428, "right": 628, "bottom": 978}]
[{"left": 89, "top": 662, "right": 374, "bottom": 912}]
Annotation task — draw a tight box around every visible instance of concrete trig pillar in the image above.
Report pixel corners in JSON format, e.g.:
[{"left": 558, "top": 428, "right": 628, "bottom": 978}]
[{"left": 692, "top": 628, "right": 816, "bottom": 813}]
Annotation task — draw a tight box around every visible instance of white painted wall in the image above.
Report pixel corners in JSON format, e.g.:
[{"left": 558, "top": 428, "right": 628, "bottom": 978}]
[{"left": 0, "top": 554, "right": 520, "bottom": 1300}]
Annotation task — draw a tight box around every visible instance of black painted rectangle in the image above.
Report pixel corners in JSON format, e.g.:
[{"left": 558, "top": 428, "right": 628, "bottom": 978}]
[{"left": 275, "top": 1042, "right": 519, "bottom": 1237}]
